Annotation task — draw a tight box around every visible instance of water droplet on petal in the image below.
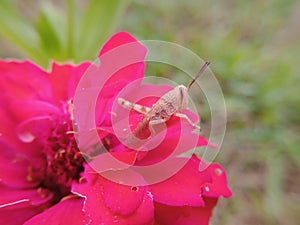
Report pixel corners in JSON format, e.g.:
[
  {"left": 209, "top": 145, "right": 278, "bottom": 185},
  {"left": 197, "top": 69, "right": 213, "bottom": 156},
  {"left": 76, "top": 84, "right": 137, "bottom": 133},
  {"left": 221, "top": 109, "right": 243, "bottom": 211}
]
[
  {"left": 113, "top": 215, "right": 119, "bottom": 223},
  {"left": 131, "top": 186, "right": 139, "bottom": 192},
  {"left": 205, "top": 186, "right": 210, "bottom": 192},
  {"left": 215, "top": 168, "right": 223, "bottom": 176},
  {"left": 18, "top": 131, "right": 35, "bottom": 143}
]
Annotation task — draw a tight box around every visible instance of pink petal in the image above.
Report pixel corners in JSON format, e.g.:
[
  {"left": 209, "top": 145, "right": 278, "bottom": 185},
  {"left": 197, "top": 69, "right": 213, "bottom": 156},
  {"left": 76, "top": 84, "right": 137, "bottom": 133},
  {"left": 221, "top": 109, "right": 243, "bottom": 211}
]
[
  {"left": 73, "top": 169, "right": 145, "bottom": 215},
  {"left": 16, "top": 116, "right": 55, "bottom": 144},
  {"left": 88, "top": 151, "right": 138, "bottom": 173},
  {"left": 0, "top": 108, "right": 40, "bottom": 158},
  {"left": 149, "top": 155, "right": 231, "bottom": 208},
  {"left": 0, "top": 108, "right": 21, "bottom": 147},
  {"left": 0, "top": 60, "right": 53, "bottom": 102},
  {"left": 201, "top": 164, "right": 232, "bottom": 198},
  {"left": 72, "top": 167, "right": 154, "bottom": 224},
  {"left": 0, "top": 184, "right": 53, "bottom": 206},
  {"left": 24, "top": 196, "right": 84, "bottom": 225},
  {"left": 154, "top": 197, "right": 218, "bottom": 225},
  {"left": 101, "top": 180, "right": 146, "bottom": 215},
  {"left": 94, "top": 32, "right": 147, "bottom": 126},
  {"left": 149, "top": 156, "right": 211, "bottom": 207},
  {"left": 0, "top": 140, "right": 43, "bottom": 188},
  {"left": 84, "top": 190, "right": 154, "bottom": 225},
  {"left": 134, "top": 121, "right": 208, "bottom": 165},
  {"left": 0, "top": 198, "right": 50, "bottom": 225},
  {"left": 9, "top": 100, "right": 61, "bottom": 122},
  {"left": 48, "top": 62, "right": 91, "bottom": 101},
  {"left": 99, "top": 31, "right": 143, "bottom": 56},
  {"left": 123, "top": 191, "right": 154, "bottom": 225}
]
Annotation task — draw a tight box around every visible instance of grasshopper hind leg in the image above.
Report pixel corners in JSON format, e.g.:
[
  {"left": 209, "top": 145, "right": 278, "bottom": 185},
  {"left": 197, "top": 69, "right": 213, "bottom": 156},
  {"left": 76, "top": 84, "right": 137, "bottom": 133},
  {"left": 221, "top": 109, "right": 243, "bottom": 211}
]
[{"left": 175, "top": 113, "right": 201, "bottom": 131}]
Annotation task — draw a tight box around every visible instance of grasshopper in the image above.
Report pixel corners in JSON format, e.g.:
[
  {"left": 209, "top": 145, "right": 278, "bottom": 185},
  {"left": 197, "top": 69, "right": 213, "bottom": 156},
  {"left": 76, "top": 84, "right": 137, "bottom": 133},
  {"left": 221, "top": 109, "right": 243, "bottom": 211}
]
[{"left": 118, "top": 61, "right": 210, "bottom": 146}]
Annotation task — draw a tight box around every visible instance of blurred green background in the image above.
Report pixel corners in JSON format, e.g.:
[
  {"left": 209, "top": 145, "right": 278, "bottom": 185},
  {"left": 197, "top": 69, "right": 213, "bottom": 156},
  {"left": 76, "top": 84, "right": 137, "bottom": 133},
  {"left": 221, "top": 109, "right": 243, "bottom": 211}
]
[{"left": 0, "top": 0, "right": 299, "bottom": 224}]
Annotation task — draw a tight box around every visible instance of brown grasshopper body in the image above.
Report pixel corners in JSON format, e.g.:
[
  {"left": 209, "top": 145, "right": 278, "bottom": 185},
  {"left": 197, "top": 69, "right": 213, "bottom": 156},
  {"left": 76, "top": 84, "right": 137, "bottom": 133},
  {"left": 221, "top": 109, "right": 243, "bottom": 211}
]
[
  {"left": 118, "top": 85, "right": 188, "bottom": 138},
  {"left": 118, "top": 61, "right": 210, "bottom": 146}
]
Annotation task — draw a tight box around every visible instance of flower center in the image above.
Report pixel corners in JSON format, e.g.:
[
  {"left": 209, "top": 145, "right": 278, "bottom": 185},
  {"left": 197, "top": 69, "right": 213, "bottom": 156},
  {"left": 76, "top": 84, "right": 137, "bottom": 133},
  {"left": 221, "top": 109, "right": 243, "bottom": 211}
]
[{"left": 40, "top": 103, "right": 85, "bottom": 198}]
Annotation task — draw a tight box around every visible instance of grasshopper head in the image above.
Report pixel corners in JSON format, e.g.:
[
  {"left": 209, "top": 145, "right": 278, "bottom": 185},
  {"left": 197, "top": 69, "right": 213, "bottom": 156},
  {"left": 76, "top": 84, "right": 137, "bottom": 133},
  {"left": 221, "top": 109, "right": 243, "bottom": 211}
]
[{"left": 175, "top": 85, "right": 189, "bottom": 111}]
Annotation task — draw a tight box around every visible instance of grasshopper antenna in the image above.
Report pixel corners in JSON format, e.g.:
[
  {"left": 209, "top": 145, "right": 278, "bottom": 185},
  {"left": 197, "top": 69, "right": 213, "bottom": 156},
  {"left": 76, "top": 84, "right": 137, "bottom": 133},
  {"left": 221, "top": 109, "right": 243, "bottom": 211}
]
[{"left": 187, "top": 61, "right": 210, "bottom": 90}]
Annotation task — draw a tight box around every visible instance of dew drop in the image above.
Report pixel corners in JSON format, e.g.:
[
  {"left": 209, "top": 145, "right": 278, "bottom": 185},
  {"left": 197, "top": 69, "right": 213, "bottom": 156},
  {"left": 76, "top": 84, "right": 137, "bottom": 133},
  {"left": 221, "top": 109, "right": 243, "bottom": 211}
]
[
  {"left": 215, "top": 168, "right": 223, "bottom": 176},
  {"left": 131, "top": 186, "right": 138, "bottom": 192},
  {"left": 113, "top": 215, "right": 119, "bottom": 223},
  {"left": 18, "top": 131, "right": 35, "bottom": 143},
  {"left": 205, "top": 186, "right": 210, "bottom": 192}
]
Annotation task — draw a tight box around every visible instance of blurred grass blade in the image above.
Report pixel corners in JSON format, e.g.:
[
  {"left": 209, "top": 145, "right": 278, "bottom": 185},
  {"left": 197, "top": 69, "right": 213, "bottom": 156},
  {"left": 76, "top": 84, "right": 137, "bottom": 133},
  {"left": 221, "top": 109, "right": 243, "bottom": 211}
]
[
  {"left": 66, "top": 0, "right": 74, "bottom": 58},
  {"left": 35, "top": 2, "right": 66, "bottom": 61},
  {"left": 0, "top": 0, "right": 48, "bottom": 66},
  {"left": 74, "top": 0, "right": 130, "bottom": 61},
  {"left": 264, "top": 156, "right": 284, "bottom": 223}
]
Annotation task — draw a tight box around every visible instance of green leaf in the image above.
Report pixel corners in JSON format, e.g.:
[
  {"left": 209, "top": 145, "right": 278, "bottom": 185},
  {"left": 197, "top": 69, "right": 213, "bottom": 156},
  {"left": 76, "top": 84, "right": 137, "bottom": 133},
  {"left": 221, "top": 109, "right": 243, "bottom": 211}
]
[
  {"left": 35, "top": 9, "right": 63, "bottom": 60},
  {"left": 74, "top": 0, "right": 130, "bottom": 61},
  {"left": 0, "top": 0, "right": 48, "bottom": 66}
]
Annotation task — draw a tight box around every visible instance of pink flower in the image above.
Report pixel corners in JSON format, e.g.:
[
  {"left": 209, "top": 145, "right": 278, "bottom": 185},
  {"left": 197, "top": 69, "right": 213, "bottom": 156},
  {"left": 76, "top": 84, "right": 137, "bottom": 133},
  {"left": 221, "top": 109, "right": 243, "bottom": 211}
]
[
  {"left": 0, "top": 60, "right": 89, "bottom": 224},
  {"left": 0, "top": 32, "right": 231, "bottom": 225}
]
